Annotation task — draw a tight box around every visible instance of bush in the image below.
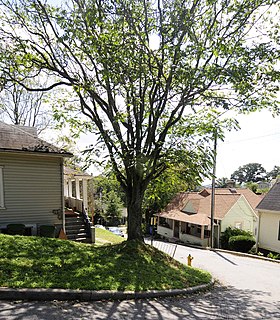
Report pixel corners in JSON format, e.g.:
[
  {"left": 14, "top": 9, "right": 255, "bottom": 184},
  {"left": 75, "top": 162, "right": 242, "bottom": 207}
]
[
  {"left": 228, "top": 235, "right": 256, "bottom": 253},
  {"left": 267, "top": 252, "right": 280, "bottom": 260},
  {"left": 220, "top": 227, "right": 253, "bottom": 249}
]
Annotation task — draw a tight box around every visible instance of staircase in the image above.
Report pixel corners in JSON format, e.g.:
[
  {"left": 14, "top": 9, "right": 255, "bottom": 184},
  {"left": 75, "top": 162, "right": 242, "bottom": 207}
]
[{"left": 65, "top": 211, "right": 89, "bottom": 243}]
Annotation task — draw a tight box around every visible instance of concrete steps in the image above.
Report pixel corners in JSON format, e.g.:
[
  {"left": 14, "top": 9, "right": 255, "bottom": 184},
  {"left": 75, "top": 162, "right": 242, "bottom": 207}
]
[{"left": 65, "top": 214, "right": 88, "bottom": 243}]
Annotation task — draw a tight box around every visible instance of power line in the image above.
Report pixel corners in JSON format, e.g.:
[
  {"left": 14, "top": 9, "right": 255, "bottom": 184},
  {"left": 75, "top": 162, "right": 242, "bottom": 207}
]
[{"left": 224, "top": 131, "right": 280, "bottom": 144}]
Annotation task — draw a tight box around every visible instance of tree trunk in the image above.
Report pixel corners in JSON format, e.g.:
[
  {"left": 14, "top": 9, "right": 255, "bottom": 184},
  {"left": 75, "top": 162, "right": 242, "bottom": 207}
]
[{"left": 126, "top": 181, "right": 145, "bottom": 241}]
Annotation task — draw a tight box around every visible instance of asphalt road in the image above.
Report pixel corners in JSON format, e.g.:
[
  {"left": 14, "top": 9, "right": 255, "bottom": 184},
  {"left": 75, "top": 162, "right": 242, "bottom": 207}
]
[
  {"left": 0, "top": 240, "right": 279, "bottom": 320},
  {"left": 150, "top": 240, "right": 280, "bottom": 304}
]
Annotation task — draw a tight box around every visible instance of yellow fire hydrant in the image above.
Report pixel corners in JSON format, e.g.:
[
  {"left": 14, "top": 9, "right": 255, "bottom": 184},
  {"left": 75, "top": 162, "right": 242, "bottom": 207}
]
[{"left": 187, "top": 254, "right": 193, "bottom": 267}]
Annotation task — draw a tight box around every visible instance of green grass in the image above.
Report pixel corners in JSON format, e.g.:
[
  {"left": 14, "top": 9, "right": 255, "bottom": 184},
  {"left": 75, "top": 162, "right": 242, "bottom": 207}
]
[
  {"left": 94, "top": 228, "right": 125, "bottom": 246},
  {"left": 0, "top": 234, "right": 211, "bottom": 291}
]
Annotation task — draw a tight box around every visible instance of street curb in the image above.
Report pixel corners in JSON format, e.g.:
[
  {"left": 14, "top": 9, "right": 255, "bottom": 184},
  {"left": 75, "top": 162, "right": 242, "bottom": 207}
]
[
  {"left": 207, "top": 247, "right": 280, "bottom": 263},
  {"left": 0, "top": 280, "right": 214, "bottom": 302},
  {"left": 153, "top": 238, "right": 280, "bottom": 264}
]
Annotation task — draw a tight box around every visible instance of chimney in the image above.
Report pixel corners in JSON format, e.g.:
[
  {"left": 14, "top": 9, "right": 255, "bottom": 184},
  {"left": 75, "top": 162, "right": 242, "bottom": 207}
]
[{"left": 226, "top": 179, "right": 235, "bottom": 188}]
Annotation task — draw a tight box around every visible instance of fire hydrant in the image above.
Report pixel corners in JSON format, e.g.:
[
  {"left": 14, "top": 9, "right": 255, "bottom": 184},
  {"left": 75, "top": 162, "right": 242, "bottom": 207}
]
[{"left": 187, "top": 254, "right": 193, "bottom": 266}]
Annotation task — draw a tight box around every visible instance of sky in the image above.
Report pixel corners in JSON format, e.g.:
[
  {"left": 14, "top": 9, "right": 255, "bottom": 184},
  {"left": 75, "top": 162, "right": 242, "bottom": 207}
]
[{"left": 213, "top": 109, "right": 280, "bottom": 180}]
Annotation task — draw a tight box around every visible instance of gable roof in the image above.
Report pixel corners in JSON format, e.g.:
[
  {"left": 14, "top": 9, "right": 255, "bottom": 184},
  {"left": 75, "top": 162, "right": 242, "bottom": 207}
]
[
  {"left": 64, "top": 166, "right": 92, "bottom": 179},
  {"left": 0, "top": 121, "right": 72, "bottom": 157},
  {"left": 256, "top": 180, "right": 280, "bottom": 212},
  {"left": 158, "top": 188, "right": 262, "bottom": 226}
]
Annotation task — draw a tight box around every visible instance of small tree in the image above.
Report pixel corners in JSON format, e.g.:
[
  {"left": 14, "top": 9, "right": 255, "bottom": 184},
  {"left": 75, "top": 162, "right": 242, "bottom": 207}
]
[
  {"left": 246, "top": 181, "right": 258, "bottom": 193},
  {"left": 103, "top": 191, "right": 123, "bottom": 226},
  {"left": 216, "top": 177, "right": 230, "bottom": 188}
]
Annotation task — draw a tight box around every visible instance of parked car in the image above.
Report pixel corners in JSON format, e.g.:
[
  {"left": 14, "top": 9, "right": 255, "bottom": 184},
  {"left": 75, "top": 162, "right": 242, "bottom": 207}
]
[
  {"left": 107, "top": 227, "right": 124, "bottom": 237},
  {"left": 94, "top": 224, "right": 106, "bottom": 230}
]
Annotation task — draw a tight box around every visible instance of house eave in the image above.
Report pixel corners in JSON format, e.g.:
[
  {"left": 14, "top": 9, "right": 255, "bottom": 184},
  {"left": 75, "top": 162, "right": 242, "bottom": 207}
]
[
  {"left": 256, "top": 208, "right": 280, "bottom": 215},
  {"left": 0, "top": 148, "right": 73, "bottom": 158}
]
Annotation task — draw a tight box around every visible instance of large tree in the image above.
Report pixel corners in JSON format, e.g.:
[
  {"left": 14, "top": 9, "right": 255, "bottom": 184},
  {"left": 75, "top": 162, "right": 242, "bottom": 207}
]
[
  {"left": 266, "top": 165, "right": 280, "bottom": 180},
  {"left": 0, "top": 0, "right": 279, "bottom": 240},
  {"left": 231, "top": 162, "right": 267, "bottom": 183}
]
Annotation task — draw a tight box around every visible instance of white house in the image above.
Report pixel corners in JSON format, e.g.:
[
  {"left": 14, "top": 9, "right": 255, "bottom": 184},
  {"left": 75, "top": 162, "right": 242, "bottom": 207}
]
[
  {"left": 0, "top": 121, "right": 92, "bottom": 241},
  {"left": 256, "top": 179, "right": 280, "bottom": 254}
]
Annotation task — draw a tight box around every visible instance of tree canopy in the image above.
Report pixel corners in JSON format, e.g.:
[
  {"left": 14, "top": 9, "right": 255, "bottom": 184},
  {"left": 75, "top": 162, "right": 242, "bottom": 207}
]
[
  {"left": 230, "top": 162, "right": 267, "bottom": 183},
  {"left": 266, "top": 165, "right": 280, "bottom": 180},
  {"left": 0, "top": 0, "right": 279, "bottom": 240}
]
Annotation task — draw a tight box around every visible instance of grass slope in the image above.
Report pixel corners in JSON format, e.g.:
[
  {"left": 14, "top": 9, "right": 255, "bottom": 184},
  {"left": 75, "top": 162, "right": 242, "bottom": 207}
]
[
  {"left": 94, "top": 228, "right": 125, "bottom": 246},
  {"left": 0, "top": 234, "right": 211, "bottom": 291}
]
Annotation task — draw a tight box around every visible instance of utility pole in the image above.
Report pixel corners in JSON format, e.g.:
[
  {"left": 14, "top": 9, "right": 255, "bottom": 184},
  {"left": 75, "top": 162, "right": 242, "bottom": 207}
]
[{"left": 210, "top": 128, "right": 217, "bottom": 248}]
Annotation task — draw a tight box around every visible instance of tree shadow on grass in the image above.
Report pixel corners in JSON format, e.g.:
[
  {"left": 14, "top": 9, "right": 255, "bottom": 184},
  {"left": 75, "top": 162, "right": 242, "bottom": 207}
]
[{"left": 1, "top": 285, "right": 279, "bottom": 320}]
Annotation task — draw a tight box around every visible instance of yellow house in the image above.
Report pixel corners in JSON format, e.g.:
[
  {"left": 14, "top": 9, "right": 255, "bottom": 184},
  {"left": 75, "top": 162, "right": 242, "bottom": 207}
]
[
  {"left": 157, "top": 188, "right": 262, "bottom": 247},
  {"left": 256, "top": 179, "right": 280, "bottom": 254}
]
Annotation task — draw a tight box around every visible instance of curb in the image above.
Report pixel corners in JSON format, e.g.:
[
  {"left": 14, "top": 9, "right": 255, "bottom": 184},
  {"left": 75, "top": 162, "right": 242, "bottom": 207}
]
[
  {"left": 208, "top": 248, "right": 280, "bottom": 263},
  {"left": 150, "top": 238, "right": 280, "bottom": 264},
  {"left": 0, "top": 280, "right": 214, "bottom": 302}
]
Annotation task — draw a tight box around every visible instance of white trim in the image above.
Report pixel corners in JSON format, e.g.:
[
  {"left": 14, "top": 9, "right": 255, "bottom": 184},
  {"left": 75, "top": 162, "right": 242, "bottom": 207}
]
[{"left": 0, "top": 166, "right": 4, "bottom": 209}]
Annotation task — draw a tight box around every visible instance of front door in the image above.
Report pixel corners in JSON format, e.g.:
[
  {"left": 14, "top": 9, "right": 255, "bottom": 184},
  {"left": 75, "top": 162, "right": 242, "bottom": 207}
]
[{"left": 174, "top": 220, "right": 179, "bottom": 238}]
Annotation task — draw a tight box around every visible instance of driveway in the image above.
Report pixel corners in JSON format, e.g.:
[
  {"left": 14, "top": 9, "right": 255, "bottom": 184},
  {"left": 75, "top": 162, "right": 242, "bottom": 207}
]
[{"left": 0, "top": 240, "right": 279, "bottom": 319}]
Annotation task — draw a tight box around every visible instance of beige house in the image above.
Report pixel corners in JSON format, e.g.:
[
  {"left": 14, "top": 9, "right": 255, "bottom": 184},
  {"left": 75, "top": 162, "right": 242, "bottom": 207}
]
[
  {"left": 157, "top": 188, "right": 261, "bottom": 247},
  {"left": 256, "top": 179, "right": 280, "bottom": 254},
  {"left": 0, "top": 122, "right": 92, "bottom": 241}
]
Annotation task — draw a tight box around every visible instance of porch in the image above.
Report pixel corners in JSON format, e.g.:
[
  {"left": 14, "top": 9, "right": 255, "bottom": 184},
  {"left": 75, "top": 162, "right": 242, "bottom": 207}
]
[{"left": 157, "top": 217, "right": 211, "bottom": 247}]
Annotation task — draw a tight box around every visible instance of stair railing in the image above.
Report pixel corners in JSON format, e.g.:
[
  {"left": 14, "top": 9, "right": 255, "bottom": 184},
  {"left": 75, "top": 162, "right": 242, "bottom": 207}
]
[{"left": 65, "top": 196, "right": 92, "bottom": 242}]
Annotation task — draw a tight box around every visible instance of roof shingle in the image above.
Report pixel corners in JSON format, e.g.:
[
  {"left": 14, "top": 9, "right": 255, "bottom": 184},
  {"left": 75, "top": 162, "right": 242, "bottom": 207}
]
[
  {"left": 256, "top": 180, "right": 280, "bottom": 212},
  {"left": 0, "top": 121, "right": 72, "bottom": 156},
  {"left": 158, "top": 188, "right": 262, "bottom": 226}
]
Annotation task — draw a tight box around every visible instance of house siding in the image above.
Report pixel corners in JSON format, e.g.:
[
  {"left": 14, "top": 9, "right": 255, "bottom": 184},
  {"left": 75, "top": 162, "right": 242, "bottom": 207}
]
[
  {"left": 0, "top": 153, "right": 63, "bottom": 230},
  {"left": 157, "top": 225, "right": 174, "bottom": 239},
  {"left": 180, "top": 233, "right": 209, "bottom": 247},
  {"left": 258, "top": 210, "right": 280, "bottom": 254},
  {"left": 220, "top": 196, "right": 257, "bottom": 236}
]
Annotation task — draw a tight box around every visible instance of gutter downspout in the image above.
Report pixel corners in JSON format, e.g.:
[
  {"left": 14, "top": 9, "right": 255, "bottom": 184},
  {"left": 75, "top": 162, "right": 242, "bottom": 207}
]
[
  {"left": 256, "top": 211, "right": 261, "bottom": 252},
  {"left": 210, "top": 128, "right": 217, "bottom": 248},
  {"left": 61, "top": 159, "right": 65, "bottom": 233}
]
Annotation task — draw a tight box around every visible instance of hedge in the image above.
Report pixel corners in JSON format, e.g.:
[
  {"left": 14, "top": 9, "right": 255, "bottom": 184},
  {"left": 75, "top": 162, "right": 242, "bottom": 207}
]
[{"left": 228, "top": 235, "right": 256, "bottom": 253}]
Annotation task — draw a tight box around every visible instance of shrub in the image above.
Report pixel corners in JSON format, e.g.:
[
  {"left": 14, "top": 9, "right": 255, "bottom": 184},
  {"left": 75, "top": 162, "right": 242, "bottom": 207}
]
[
  {"left": 267, "top": 252, "right": 280, "bottom": 260},
  {"left": 228, "top": 235, "right": 256, "bottom": 253},
  {"left": 220, "top": 227, "right": 253, "bottom": 249}
]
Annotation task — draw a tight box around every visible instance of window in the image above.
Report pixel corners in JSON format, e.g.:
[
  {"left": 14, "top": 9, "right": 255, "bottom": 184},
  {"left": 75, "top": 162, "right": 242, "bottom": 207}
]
[
  {"left": 0, "top": 166, "right": 4, "bottom": 208},
  {"left": 235, "top": 222, "right": 242, "bottom": 230}
]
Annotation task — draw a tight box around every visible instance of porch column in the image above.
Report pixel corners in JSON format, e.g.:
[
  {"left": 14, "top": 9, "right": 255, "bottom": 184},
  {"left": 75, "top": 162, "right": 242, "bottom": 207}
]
[
  {"left": 64, "top": 179, "right": 69, "bottom": 197},
  {"left": 82, "top": 178, "right": 88, "bottom": 212},
  {"left": 68, "top": 179, "right": 73, "bottom": 198},
  {"left": 201, "top": 225, "right": 205, "bottom": 240},
  {"left": 75, "top": 178, "right": 81, "bottom": 200}
]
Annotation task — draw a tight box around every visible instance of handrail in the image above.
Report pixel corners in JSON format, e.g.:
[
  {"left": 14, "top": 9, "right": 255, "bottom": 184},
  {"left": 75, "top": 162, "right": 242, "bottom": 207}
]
[{"left": 64, "top": 196, "right": 92, "bottom": 241}]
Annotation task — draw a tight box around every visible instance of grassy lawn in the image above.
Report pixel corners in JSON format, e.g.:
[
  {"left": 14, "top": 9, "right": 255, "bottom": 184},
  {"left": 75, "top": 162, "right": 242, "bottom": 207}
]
[
  {"left": 94, "top": 228, "right": 125, "bottom": 246},
  {"left": 0, "top": 234, "right": 211, "bottom": 291}
]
